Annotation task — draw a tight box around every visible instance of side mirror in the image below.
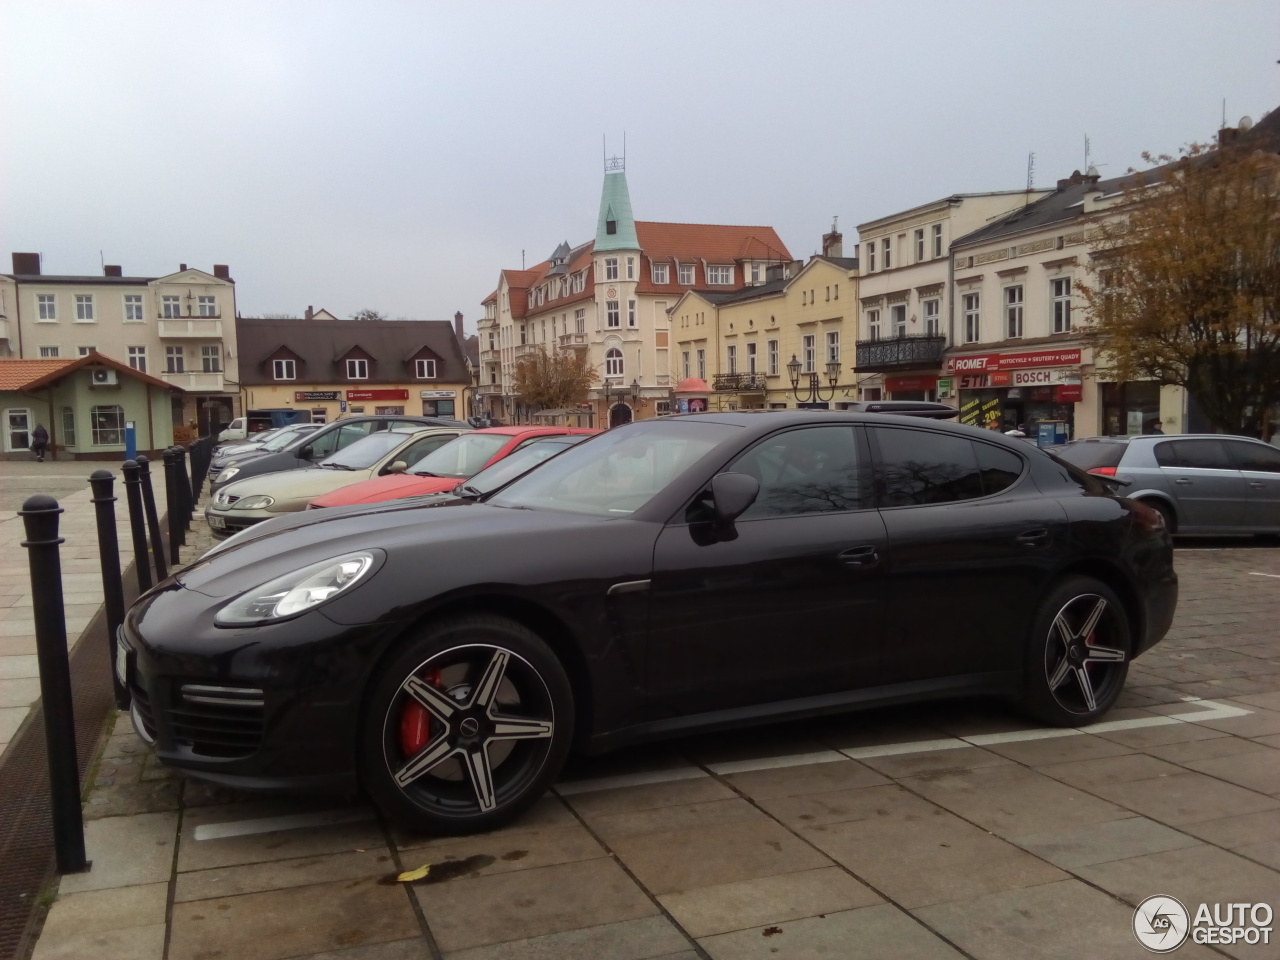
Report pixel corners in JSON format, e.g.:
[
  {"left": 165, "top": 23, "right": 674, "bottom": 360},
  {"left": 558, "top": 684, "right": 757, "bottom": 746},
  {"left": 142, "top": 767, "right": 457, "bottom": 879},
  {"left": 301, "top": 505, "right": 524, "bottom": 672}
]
[
  {"left": 385, "top": 460, "right": 408, "bottom": 475},
  {"left": 298, "top": 445, "right": 314, "bottom": 460},
  {"left": 710, "top": 472, "right": 760, "bottom": 528}
]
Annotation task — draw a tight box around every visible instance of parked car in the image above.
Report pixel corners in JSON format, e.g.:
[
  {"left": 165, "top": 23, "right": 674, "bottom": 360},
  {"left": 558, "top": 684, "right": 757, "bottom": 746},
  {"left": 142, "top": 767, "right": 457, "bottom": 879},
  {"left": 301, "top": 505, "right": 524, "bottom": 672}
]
[
  {"left": 121, "top": 411, "right": 1175, "bottom": 835},
  {"left": 217, "top": 408, "right": 313, "bottom": 442},
  {"left": 1054, "top": 434, "right": 1280, "bottom": 534},
  {"left": 206, "top": 427, "right": 466, "bottom": 539},
  {"left": 209, "top": 415, "right": 470, "bottom": 493},
  {"left": 308, "top": 425, "right": 598, "bottom": 509},
  {"left": 213, "top": 423, "right": 321, "bottom": 461}
]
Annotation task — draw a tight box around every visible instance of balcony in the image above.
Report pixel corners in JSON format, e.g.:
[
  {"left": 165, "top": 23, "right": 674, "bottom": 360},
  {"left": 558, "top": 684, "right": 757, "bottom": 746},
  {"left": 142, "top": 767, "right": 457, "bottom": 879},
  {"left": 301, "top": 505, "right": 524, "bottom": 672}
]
[
  {"left": 558, "top": 332, "right": 588, "bottom": 351},
  {"left": 855, "top": 335, "right": 947, "bottom": 372},
  {"left": 477, "top": 383, "right": 504, "bottom": 396},
  {"left": 713, "top": 373, "right": 768, "bottom": 393},
  {"left": 158, "top": 318, "right": 223, "bottom": 339},
  {"left": 159, "top": 371, "right": 226, "bottom": 392},
  {"left": 479, "top": 349, "right": 499, "bottom": 362},
  {"left": 513, "top": 343, "right": 539, "bottom": 359},
  {"left": 0, "top": 317, "right": 10, "bottom": 345}
]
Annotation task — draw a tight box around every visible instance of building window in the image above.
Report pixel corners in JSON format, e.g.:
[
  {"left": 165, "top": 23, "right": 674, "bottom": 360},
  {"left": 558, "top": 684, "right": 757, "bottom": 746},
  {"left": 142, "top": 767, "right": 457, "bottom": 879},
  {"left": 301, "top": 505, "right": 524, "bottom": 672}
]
[
  {"left": 166, "top": 346, "right": 184, "bottom": 373},
  {"left": 606, "top": 301, "right": 620, "bottom": 328},
  {"left": 882, "top": 238, "right": 892, "bottom": 270},
  {"left": 78, "top": 346, "right": 95, "bottom": 356},
  {"left": 679, "top": 263, "right": 695, "bottom": 285},
  {"left": 520, "top": 324, "right": 527, "bottom": 345},
  {"left": 75, "top": 295, "right": 94, "bottom": 321},
  {"left": 487, "top": 331, "right": 495, "bottom": 351},
  {"left": 915, "top": 229, "right": 925, "bottom": 262},
  {"left": 696, "top": 348, "right": 705, "bottom": 380},
  {"left": 682, "top": 351, "right": 690, "bottom": 379},
  {"left": 605, "top": 347, "right": 623, "bottom": 377},
  {"left": 61, "top": 407, "right": 76, "bottom": 447},
  {"left": 162, "top": 296, "right": 181, "bottom": 318},
  {"left": 626, "top": 257, "right": 635, "bottom": 280},
  {"left": 202, "top": 345, "right": 221, "bottom": 373},
  {"left": 867, "top": 308, "right": 881, "bottom": 341},
  {"left": 751, "top": 263, "right": 761, "bottom": 283},
  {"left": 574, "top": 272, "right": 585, "bottom": 294},
  {"left": 1052, "top": 277, "right": 1072, "bottom": 333},
  {"left": 826, "top": 286, "right": 831, "bottom": 302},
  {"left": 891, "top": 304, "right": 907, "bottom": 338},
  {"left": 964, "top": 293, "right": 981, "bottom": 343},
  {"left": 124, "top": 295, "right": 143, "bottom": 321},
  {"left": 627, "top": 299, "right": 637, "bottom": 327},
  {"left": 1005, "top": 285, "right": 1024, "bottom": 339},
  {"left": 198, "top": 296, "right": 216, "bottom": 316},
  {"left": 273, "top": 358, "right": 296, "bottom": 380},
  {"left": 39, "top": 345, "right": 59, "bottom": 358},
  {"left": 605, "top": 258, "right": 618, "bottom": 280},
  {"left": 37, "top": 294, "right": 56, "bottom": 320},
  {"left": 867, "top": 244, "right": 876, "bottom": 272},
  {"left": 128, "top": 346, "right": 147, "bottom": 372},
  {"left": 415, "top": 358, "right": 437, "bottom": 379},
  {"left": 727, "top": 344, "right": 738, "bottom": 374},
  {"left": 91, "top": 405, "right": 125, "bottom": 445},
  {"left": 923, "top": 299, "right": 940, "bottom": 337},
  {"left": 561, "top": 277, "right": 570, "bottom": 298},
  {"left": 768, "top": 339, "right": 779, "bottom": 376},
  {"left": 652, "top": 263, "right": 669, "bottom": 284},
  {"left": 346, "top": 358, "right": 369, "bottom": 379},
  {"left": 834, "top": 284, "right": 839, "bottom": 300},
  {"left": 826, "top": 330, "right": 840, "bottom": 364},
  {"left": 575, "top": 308, "right": 586, "bottom": 334},
  {"left": 802, "top": 334, "right": 816, "bottom": 373},
  {"left": 747, "top": 341, "right": 758, "bottom": 373},
  {"left": 706, "top": 265, "right": 733, "bottom": 285},
  {"left": 932, "top": 223, "right": 943, "bottom": 258}
]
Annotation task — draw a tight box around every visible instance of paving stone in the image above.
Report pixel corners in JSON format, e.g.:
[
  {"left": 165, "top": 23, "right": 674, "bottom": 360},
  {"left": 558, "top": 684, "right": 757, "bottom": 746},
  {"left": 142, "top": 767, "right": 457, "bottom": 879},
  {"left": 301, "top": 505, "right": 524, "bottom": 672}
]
[
  {"left": 657, "top": 866, "right": 880, "bottom": 938},
  {"left": 1181, "top": 808, "right": 1280, "bottom": 849},
  {"left": 396, "top": 822, "right": 606, "bottom": 880},
  {"left": 285, "top": 941, "right": 427, "bottom": 960},
  {"left": 58, "top": 811, "right": 178, "bottom": 894},
  {"left": 697, "top": 903, "right": 964, "bottom": 960},
  {"left": 175, "top": 849, "right": 394, "bottom": 902},
  {"left": 0, "top": 653, "right": 39, "bottom": 678},
  {"left": 759, "top": 781, "right": 938, "bottom": 830},
  {"left": 723, "top": 758, "right": 889, "bottom": 801},
  {"left": 562, "top": 775, "right": 735, "bottom": 819},
  {"left": 855, "top": 744, "right": 1013, "bottom": 779},
  {"left": 414, "top": 857, "right": 658, "bottom": 954},
  {"left": 394, "top": 794, "right": 579, "bottom": 850},
  {"left": 1197, "top": 704, "right": 1280, "bottom": 738},
  {"left": 169, "top": 876, "right": 420, "bottom": 960},
  {"left": 31, "top": 923, "right": 166, "bottom": 960},
  {"left": 1086, "top": 770, "right": 1280, "bottom": 825},
  {"left": 0, "top": 676, "right": 41, "bottom": 707},
  {"left": 1144, "top": 735, "right": 1273, "bottom": 763},
  {"left": 1181, "top": 748, "right": 1280, "bottom": 794},
  {"left": 1011, "top": 816, "right": 1201, "bottom": 868},
  {"left": 981, "top": 732, "right": 1135, "bottom": 766},
  {"left": 442, "top": 915, "right": 690, "bottom": 960},
  {"left": 177, "top": 801, "right": 386, "bottom": 872},
  {"left": 1036, "top": 752, "right": 1185, "bottom": 789},
  {"left": 1076, "top": 844, "right": 1280, "bottom": 917},
  {"left": 586, "top": 797, "right": 765, "bottom": 842},
  {"left": 39, "top": 882, "right": 168, "bottom": 940},
  {"left": 83, "top": 778, "right": 182, "bottom": 820},
  {"left": 1092, "top": 721, "right": 1231, "bottom": 748}
]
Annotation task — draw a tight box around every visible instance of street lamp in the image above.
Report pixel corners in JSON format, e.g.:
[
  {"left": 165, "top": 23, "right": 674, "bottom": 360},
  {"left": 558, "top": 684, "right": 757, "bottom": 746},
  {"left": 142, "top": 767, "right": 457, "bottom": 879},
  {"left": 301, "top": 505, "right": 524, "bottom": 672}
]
[
  {"left": 629, "top": 379, "right": 641, "bottom": 404},
  {"left": 787, "top": 354, "right": 841, "bottom": 404}
]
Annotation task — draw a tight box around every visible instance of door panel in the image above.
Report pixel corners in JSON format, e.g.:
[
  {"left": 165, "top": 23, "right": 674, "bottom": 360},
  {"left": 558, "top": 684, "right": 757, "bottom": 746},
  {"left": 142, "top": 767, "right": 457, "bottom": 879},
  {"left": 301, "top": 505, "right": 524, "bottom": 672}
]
[
  {"left": 1224, "top": 439, "right": 1280, "bottom": 530},
  {"left": 1154, "top": 438, "right": 1246, "bottom": 530}
]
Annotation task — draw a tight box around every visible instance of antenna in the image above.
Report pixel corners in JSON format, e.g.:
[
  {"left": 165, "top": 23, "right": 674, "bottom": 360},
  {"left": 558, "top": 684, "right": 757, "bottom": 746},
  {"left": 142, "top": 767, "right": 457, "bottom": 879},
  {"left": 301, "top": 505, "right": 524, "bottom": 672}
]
[
  {"left": 1026, "top": 152, "right": 1036, "bottom": 191},
  {"left": 522, "top": 249, "right": 525, "bottom": 270},
  {"left": 1222, "top": 98, "right": 1227, "bottom": 128},
  {"left": 1084, "top": 135, "right": 1091, "bottom": 171}
]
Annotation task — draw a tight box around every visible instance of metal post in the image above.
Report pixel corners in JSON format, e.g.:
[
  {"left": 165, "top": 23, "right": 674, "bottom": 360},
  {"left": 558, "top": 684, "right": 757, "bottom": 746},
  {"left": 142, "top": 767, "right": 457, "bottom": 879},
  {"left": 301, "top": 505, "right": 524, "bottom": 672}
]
[
  {"left": 174, "top": 446, "right": 194, "bottom": 527},
  {"left": 88, "top": 471, "right": 129, "bottom": 710},
  {"left": 120, "top": 460, "right": 152, "bottom": 593},
  {"left": 136, "top": 455, "right": 168, "bottom": 582},
  {"left": 19, "top": 495, "right": 89, "bottom": 874},
  {"left": 162, "top": 449, "right": 181, "bottom": 566}
]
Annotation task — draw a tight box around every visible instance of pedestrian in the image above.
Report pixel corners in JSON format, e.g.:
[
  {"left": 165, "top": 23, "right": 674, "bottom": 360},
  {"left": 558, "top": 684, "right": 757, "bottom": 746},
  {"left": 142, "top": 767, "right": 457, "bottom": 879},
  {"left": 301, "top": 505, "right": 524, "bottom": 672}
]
[
  {"left": 1150, "top": 421, "right": 1164, "bottom": 435},
  {"left": 31, "top": 423, "right": 49, "bottom": 462}
]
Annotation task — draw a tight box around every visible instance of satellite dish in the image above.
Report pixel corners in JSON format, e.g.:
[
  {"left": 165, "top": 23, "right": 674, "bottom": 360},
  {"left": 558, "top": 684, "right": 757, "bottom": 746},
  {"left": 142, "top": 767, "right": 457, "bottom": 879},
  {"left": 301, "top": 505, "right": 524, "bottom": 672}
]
[
  {"left": 1086, "top": 165, "right": 1100, "bottom": 177},
  {"left": 1239, "top": 116, "right": 1254, "bottom": 131}
]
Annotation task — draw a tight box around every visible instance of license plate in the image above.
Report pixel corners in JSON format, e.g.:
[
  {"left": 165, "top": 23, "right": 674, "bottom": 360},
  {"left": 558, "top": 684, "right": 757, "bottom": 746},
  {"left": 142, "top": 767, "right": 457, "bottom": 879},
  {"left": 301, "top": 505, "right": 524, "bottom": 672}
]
[
  {"left": 115, "top": 640, "right": 129, "bottom": 686},
  {"left": 208, "top": 515, "right": 225, "bottom": 529}
]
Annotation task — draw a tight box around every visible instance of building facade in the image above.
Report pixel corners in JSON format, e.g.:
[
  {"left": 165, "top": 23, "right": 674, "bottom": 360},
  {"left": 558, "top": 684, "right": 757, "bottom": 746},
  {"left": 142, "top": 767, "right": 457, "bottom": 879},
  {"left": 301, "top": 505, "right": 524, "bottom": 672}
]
[
  {"left": 0, "top": 253, "right": 239, "bottom": 435},
  {"left": 236, "top": 315, "right": 470, "bottom": 423},
  {"left": 476, "top": 162, "right": 792, "bottom": 427}
]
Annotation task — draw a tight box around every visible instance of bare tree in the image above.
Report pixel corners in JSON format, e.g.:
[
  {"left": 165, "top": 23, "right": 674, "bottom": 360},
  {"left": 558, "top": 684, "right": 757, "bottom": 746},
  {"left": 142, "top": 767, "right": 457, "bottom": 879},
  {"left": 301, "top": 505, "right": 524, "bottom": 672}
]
[
  {"left": 512, "top": 346, "right": 599, "bottom": 411},
  {"left": 350, "top": 308, "right": 388, "bottom": 322},
  {"left": 261, "top": 312, "right": 299, "bottom": 319}
]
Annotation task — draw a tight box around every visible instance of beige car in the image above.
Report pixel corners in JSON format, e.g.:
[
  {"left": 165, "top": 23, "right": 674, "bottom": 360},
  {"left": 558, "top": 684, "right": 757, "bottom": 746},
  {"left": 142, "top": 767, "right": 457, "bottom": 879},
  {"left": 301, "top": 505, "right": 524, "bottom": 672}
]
[{"left": 205, "top": 426, "right": 466, "bottom": 539}]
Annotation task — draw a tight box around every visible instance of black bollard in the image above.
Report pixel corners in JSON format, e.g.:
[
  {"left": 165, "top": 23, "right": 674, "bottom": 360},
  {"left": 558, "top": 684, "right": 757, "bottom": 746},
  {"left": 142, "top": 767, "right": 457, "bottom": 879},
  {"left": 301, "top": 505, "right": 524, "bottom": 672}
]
[
  {"left": 121, "top": 460, "right": 152, "bottom": 593},
  {"left": 19, "top": 496, "right": 89, "bottom": 874},
  {"left": 175, "top": 446, "right": 194, "bottom": 526},
  {"left": 88, "top": 471, "right": 129, "bottom": 710},
  {"left": 136, "top": 456, "right": 168, "bottom": 582},
  {"left": 162, "top": 448, "right": 181, "bottom": 566}
]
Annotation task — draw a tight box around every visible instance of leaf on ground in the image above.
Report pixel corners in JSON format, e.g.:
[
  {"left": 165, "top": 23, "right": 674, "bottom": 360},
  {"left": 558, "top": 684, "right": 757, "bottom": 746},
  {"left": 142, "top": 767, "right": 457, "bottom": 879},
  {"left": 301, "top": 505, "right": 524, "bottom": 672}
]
[{"left": 396, "top": 864, "right": 430, "bottom": 882}]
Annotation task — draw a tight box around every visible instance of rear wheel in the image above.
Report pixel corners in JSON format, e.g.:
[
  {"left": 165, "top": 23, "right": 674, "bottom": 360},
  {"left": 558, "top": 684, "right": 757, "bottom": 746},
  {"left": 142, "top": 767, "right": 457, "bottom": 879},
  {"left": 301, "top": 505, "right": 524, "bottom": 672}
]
[
  {"left": 1021, "top": 577, "right": 1130, "bottom": 726},
  {"left": 1140, "top": 498, "right": 1175, "bottom": 534},
  {"left": 361, "top": 614, "right": 574, "bottom": 835}
]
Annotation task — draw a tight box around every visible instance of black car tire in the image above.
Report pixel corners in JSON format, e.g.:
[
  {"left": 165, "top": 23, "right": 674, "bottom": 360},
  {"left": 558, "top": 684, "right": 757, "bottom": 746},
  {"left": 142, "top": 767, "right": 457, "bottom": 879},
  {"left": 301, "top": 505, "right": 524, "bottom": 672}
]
[
  {"left": 361, "top": 614, "right": 574, "bottom": 835},
  {"left": 1021, "top": 576, "right": 1130, "bottom": 727},
  {"left": 1141, "top": 498, "right": 1176, "bottom": 534}
]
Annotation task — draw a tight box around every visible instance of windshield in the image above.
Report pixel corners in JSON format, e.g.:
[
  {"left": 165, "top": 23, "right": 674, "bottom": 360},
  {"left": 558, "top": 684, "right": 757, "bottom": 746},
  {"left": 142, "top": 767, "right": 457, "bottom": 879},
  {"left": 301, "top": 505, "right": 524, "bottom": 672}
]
[
  {"left": 410, "top": 433, "right": 510, "bottom": 478},
  {"left": 491, "top": 421, "right": 738, "bottom": 516},
  {"left": 318, "top": 431, "right": 411, "bottom": 469},
  {"left": 460, "top": 437, "right": 587, "bottom": 496}
]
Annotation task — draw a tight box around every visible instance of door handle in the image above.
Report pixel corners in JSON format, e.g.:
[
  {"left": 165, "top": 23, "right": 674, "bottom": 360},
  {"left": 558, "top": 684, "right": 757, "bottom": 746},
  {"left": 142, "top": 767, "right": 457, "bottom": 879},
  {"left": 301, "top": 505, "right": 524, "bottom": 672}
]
[
  {"left": 1016, "top": 528, "right": 1050, "bottom": 545},
  {"left": 1175, "top": 478, "right": 1192, "bottom": 485},
  {"left": 838, "top": 545, "right": 879, "bottom": 567},
  {"left": 1250, "top": 481, "right": 1265, "bottom": 488}
]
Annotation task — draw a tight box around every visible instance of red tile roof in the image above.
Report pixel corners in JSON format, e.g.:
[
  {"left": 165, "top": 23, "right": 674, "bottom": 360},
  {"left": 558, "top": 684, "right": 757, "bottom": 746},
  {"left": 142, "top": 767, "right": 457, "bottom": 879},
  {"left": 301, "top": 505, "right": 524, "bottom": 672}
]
[
  {"left": 0, "top": 353, "right": 181, "bottom": 393},
  {"left": 0, "top": 359, "right": 76, "bottom": 391}
]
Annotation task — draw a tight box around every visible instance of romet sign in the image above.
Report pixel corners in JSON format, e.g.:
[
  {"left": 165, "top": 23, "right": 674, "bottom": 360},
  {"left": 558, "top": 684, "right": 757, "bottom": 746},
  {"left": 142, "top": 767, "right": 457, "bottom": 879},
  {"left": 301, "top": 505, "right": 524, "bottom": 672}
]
[{"left": 945, "top": 348, "right": 1082, "bottom": 373}]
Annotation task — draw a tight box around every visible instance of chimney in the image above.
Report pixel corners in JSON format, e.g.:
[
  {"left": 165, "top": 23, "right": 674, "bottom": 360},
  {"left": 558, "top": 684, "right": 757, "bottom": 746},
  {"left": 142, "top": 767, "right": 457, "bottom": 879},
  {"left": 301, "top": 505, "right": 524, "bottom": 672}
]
[
  {"left": 1218, "top": 126, "right": 1240, "bottom": 146},
  {"left": 821, "top": 217, "right": 843, "bottom": 258},
  {"left": 305, "top": 305, "right": 314, "bottom": 321},
  {"left": 179, "top": 263, "right": 187, "bottom": 272},
  {"left": 1056, "top": 169, "right": 1088, "bottom": 191},
  {"left": 213, "top": 264, "right": 230, "bottom": 280},
  {"left": 454, "top": 311, "right": 464, "bottom": 340},
  {"left": 104, "top": 264, "right": 122, "bottom": 277},
  {"left": 12, "top": 252, "right": 40, "bottom": 275}
]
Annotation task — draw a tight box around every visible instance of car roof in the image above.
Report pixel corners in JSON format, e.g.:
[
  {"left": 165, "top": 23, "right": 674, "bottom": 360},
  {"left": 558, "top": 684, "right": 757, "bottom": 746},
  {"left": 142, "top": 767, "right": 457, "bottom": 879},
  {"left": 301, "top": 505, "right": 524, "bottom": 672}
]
[
  {"left": 666, "top": 409, "right": 1032, "bottom": 448},
  {"left": 470, "top": 425, "right": 582, "bottom": 436}
]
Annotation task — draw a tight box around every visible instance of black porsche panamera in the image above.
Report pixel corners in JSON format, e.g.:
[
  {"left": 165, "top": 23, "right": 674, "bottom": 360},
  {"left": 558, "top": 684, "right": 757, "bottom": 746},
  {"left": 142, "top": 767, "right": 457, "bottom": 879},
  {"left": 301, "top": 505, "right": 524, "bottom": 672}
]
[{"left": 119, "top": 412, "right": 1177, "bottom": 834}]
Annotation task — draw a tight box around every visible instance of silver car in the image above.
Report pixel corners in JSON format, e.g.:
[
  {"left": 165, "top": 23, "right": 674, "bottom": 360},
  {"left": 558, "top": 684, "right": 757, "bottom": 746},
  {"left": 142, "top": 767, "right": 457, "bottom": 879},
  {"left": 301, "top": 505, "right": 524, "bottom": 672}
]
[{"left": 1055, "top": 434, "right": 1280, "bottom": 535}]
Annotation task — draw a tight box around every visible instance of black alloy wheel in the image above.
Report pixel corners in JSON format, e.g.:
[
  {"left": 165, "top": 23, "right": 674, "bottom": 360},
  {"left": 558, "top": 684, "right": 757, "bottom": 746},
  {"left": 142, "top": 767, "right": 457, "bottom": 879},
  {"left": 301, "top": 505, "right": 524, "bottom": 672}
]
[
  {"left": 1022, "top": 577, "right": 1130, "bottom": 726},
  {"left": 362, "top": 615, "right": 573, "bottom": 835}
]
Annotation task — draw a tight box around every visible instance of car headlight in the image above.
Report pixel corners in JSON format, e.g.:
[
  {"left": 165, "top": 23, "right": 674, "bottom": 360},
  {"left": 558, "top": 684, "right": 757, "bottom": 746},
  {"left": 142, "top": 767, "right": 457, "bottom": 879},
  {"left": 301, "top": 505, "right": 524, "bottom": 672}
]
[
  {"left": 215, "top": 551, "right": 381, "bottom": 626},
  {"left": 233, "top": 495, "right": 275, "bottom": 510},
  {"left": 216, "top": 467, "right": 240, "bottom": 483}
]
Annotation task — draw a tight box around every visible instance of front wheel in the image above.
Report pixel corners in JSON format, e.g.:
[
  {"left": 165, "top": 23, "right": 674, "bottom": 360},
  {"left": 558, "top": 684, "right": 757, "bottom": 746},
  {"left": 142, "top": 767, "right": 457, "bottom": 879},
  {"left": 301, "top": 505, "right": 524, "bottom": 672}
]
[
  {"left": 361, "top": 614, "right": 574, "bottom": 835},
  {"left": 1021, "top": 577, "right": 1130, "bottom": 726}
]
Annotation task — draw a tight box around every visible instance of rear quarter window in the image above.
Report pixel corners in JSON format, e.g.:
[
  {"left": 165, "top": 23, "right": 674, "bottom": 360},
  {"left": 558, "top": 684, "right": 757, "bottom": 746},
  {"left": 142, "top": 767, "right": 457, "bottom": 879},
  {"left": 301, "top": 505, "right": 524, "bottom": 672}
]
[
  {"left": 974, "top": 442, "right": 1025, "bottom": 495},
  {"left": 1055, "top": 441, "right": 1126, "bottom": 471}
]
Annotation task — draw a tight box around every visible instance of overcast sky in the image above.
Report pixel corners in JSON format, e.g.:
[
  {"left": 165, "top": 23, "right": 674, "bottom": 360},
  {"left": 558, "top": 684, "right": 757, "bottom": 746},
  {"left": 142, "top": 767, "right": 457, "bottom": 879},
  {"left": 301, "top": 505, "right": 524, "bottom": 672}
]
[{"left": 2, "top": 1, "right": 1277, "bottom": 332}]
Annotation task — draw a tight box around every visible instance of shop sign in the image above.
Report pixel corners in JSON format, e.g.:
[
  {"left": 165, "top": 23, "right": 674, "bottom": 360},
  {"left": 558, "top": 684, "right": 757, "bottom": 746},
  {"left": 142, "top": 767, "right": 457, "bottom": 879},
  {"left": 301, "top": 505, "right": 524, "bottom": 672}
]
[
  {"left": 936, "top": 377, "right": 954, "bottom": 398},
  {"left": 1056, "top": 384, "right": 1083, "bottom": 402},
  {"left": 945, "top": 348, "right": 1082, "bottom": 374},
  {"left": 420, "top": 390, "right": 456, "bottom": 399},
  {"left": 294, "top": 391, "right": 340, "bottom": 402},
  {"left": 1010, "top": 368, "right": 1082, "bottom": 387},
  {"left": 346, "top": 389, "right": 409, "bottom": 401},
  {"left": 884, "top": 375, "right": 938, "bottom": 393}
]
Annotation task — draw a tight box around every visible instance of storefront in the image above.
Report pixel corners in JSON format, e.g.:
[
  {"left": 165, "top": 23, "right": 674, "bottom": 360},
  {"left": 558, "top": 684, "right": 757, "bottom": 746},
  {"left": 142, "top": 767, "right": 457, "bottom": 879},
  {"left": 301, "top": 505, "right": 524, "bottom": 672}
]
[
  {"left": 884, "top": 374, "right": 939, "bottom": 402},
  {"left": 948, "top": 347, "right": 1083, "bottom": 441},
  {"left": 1100, "top": 381, "right": 1161, "bottom": 436},
  {"left": 419, "top": 389, "right": 457, "bottom": 418}
]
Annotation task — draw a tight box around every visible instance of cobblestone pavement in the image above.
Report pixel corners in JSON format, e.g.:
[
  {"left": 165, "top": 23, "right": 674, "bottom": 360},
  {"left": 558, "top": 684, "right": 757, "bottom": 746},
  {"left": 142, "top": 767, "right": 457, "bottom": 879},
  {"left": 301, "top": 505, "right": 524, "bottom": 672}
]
[{"left": 26, "top": 542, "right": 1280, "bottom": 960}]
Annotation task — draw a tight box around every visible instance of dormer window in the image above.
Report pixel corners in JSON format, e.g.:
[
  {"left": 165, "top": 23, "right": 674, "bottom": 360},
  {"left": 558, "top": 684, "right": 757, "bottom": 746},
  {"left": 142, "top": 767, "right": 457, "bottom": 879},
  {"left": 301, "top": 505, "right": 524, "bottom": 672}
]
[
  {"left": 346, "top": 358, "right": 369, "bottom": 379},
  {"left": 415, "top": 359, "right": 437, "bottom": 379},
  {"left": 606, "top": 219, "right": 617, "bottom": 235}
]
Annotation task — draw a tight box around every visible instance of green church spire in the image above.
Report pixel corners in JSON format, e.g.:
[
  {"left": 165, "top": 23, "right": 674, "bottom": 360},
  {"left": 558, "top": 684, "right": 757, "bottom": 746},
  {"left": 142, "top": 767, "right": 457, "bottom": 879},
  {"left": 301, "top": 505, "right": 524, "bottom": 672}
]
[{"left": 594, "top": 157, "right": 640, "bottom": 253}]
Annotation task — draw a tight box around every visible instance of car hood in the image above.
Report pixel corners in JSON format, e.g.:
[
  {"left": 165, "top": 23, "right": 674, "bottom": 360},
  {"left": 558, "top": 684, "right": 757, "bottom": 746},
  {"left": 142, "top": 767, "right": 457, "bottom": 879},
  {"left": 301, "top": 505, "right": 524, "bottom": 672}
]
[
  {"left": 310, "top": 473, "right": 461, "bottom": 507},
  {"left": 215, "top": 464, "right": 377, "bottom": 505},
  {"left": 215, "top": 448, "right": 276, "bottom": 468}
]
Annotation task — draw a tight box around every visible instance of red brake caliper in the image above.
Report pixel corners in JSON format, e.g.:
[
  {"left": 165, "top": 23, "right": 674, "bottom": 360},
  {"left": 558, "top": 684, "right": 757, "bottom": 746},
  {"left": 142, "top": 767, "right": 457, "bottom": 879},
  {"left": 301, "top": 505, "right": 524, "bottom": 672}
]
[{"left": 400, "top": 667, "right": 442, "bottom": 756}]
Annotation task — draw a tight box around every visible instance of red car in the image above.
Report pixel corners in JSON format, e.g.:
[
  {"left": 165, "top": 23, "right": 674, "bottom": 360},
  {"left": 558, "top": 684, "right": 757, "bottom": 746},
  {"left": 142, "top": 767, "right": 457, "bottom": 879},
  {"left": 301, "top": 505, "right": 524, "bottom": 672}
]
[{"left": 308, "top": 425, "right": 598, "bottom": 508}]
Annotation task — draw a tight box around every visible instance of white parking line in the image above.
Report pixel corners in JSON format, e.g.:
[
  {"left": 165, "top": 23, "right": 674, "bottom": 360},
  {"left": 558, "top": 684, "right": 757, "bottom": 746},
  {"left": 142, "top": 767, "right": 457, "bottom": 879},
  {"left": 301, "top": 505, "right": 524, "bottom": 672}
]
[
  {"left": 707, "top": 749, "right": 846, "bottom": 775},
  {"left": 842, "top": 737, "right": 970, "bottom": 760},
  {"left": 192, "top": 807, "right": 376, "bottom": 841},
  {"left": 1249, "top": 572, "right": 1280, "bottom": 579}
]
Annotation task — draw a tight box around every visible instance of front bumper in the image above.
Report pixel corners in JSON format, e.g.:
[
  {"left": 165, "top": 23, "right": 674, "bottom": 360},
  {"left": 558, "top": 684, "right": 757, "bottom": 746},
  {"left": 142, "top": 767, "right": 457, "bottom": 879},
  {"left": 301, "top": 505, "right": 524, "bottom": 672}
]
[{"left": 120, "top": 586, "right": 404, "bottom": 793}]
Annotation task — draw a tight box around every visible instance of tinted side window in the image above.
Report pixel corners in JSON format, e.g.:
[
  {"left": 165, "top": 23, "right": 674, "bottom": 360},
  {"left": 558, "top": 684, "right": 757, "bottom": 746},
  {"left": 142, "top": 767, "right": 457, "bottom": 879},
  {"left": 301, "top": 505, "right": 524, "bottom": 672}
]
[
  {"left": 334, "top": 421, "right": 377, "bottom": 453},
  {"left": 729, "top": 426, "right": 864, "bottom": 518},
  {"left": 1225, "top": 440, "right": 1280, "bottom": 473},
  {"left": 871, "top": 427, "right": 983, "bottom": 507},
  {"left": 1156, "top": 439, "right": 1232, "bottom": 469},
  {"left": 975, "top": 442, "right": 1025, "bottom": 495},
  {"left": 306, "top": 426, "right": 341, "bottom": 459},
  {"left": 398, "top": 433, "right": 455, "bottom": 464}
]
